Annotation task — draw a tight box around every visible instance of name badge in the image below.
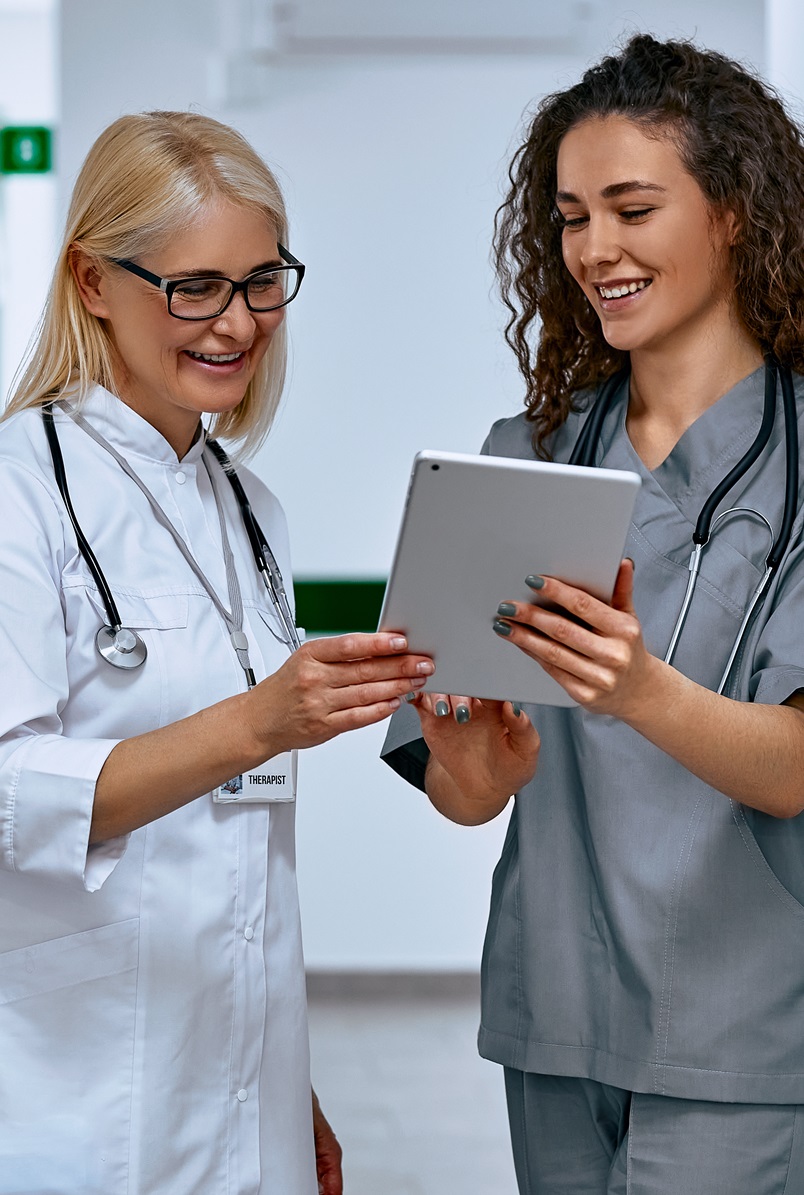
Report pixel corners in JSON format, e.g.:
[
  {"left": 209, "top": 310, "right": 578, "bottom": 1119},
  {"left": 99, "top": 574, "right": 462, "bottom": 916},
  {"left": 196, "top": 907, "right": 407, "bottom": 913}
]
[{"left": 214, "top": 750, "right": 297, "bottom": 803}]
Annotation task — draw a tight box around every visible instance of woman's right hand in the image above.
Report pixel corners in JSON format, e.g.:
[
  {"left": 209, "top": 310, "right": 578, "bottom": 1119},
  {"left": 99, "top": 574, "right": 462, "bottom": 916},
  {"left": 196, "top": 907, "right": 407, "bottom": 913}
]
[
  {"left": 246, "top": 632, "right": 435, "bottom": 756},
  {"left": 92, "top": 633, "right": 432, "bottom": 843},
  {"left": 410, "top": 691, "right": 540, "bottom": 824}
]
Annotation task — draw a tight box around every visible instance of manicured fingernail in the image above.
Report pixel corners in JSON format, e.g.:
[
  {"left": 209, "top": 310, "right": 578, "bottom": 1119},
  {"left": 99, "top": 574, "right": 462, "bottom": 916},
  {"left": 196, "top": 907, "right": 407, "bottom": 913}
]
[
  {"left": 625, "top": 557, "right": 635, "bottom": 570},
  {"left": 497, "top": 602, "right": 516, "bottom": 617},
  {"left": 435, "top": 700, "right": 449, "bottom": 717},
  {"left": 525, "top": 575, "right": 545, "bottom": 590},
  {"left": 416, "top": 660, "right": 435, "bottom": 675},
  {"left": 455, "top": 704, "right": 470, "bottom": 724},
  {"left": 493, "top": 619, "right": 512, "bottom": 637},
  {"left": 512, "top": 702, "right": 522, "bottom": 717},
  {"left": 390, "top": 636, "right": 407, "bottom": 650},
  {"left": 403, "top": 691, "right": 417, "bottom": 702}
]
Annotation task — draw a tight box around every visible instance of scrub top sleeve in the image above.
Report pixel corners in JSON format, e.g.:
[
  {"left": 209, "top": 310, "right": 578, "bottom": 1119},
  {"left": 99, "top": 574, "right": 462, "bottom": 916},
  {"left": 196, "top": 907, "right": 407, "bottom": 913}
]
[
  {"left": 748, "top": 535, "right": 804, "bottom": 706},
  {"left": 480, "top": 419, "right": 508, "bottom": 457},
  {"left": 481, "top": 410, "right": 549, "bottom": 464},
  {"left": 380, "top": 701, "right": 430, "bottom": 793},
  {"left": 0, "top": 462, "right": 124, "bottom": 892}
]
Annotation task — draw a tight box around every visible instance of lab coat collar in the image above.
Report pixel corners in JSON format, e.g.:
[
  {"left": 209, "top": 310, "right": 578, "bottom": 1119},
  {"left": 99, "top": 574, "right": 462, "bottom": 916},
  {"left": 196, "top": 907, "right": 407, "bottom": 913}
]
[{"left": 67, "top": 385, "right": 207, "bottom": 467}]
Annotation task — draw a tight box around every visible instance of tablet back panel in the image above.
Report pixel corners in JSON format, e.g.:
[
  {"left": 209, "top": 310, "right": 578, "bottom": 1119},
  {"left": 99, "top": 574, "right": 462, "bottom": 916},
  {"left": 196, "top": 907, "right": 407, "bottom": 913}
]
[{"left": 379, "top": 450, "right": 641, "bottom": 706}]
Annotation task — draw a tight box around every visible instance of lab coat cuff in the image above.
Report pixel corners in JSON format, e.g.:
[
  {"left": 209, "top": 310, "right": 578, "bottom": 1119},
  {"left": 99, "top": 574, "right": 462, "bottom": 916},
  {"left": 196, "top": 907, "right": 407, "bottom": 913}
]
[{"left": 6, "top": 735, "right": 125, "bottom": 892}]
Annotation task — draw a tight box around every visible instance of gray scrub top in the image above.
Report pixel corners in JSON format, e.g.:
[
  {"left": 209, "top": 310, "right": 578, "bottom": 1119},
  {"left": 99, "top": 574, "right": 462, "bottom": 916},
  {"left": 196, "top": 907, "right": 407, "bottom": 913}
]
[{"left": 382, "top": 366, "right": 804, "bottom": 1103}]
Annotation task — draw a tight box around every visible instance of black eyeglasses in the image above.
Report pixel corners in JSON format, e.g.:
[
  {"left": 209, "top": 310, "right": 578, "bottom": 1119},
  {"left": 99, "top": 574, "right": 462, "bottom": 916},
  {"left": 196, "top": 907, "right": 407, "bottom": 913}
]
[{"left": 111, "top": 244, "right": 305, "bottom": 320}]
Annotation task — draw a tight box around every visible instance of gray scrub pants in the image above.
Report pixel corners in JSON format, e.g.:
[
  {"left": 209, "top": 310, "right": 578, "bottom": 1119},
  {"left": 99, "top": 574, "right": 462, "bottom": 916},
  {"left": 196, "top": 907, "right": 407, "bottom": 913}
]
[{"left": 504, "top": 1070, "right": 804, "bottom": 1195}]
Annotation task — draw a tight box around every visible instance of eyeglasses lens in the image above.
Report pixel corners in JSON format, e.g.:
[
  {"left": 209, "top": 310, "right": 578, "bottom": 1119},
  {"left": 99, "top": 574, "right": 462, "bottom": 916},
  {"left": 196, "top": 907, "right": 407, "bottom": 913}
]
[
  {"left": 245, "top": 268, "right": 301, "bottom": 311},
  {"left": 169, "top": 268, "right": 301, "bottom": 318}
]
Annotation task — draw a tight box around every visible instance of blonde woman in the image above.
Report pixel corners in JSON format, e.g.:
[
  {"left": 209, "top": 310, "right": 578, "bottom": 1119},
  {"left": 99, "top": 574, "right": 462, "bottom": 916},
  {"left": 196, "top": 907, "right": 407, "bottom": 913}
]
[{"left": 0, "top": 112, "right": 433, "bottom": 1194}]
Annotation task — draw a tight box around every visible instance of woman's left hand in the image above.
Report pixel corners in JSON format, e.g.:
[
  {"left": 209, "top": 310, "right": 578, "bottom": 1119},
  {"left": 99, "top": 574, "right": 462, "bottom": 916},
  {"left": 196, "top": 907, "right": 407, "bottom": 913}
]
[
  {"left": 494, "top": 559, "right": 804, "bottom": 817},
  {"left": 312, "top": 1088, "right": 343, "bottom": 1195},
  {"left": 493, "top": 559, "right": 655, "bottom": 718}
]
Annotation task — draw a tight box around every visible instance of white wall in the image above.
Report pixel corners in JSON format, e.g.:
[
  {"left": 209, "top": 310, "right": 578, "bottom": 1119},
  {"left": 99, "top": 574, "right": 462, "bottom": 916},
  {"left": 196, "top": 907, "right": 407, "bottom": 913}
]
[
  {"left": 9, "top": 0, "right": 774, "bottom": 968},
  {"left": 0, "top": 0, "right": 57, "bottom": 400},
  {"left": 767, "top": 0, "right": 804, "bottom": 106}
]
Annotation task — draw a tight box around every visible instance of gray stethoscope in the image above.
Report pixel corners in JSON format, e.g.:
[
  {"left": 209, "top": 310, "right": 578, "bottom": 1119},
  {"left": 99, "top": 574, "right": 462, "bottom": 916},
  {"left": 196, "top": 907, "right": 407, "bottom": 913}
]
[
  {"left": 569, "top": 357, "right": 800, "bottom": 693},
  {"left": 41, "top": 404, "right": 301, "bottom": 679}
]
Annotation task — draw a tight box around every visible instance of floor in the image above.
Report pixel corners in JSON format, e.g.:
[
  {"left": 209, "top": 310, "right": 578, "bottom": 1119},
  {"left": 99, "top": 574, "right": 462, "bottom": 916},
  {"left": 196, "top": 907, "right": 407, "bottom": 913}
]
[{"left": 307, "top": 973, "right": 519, "bottom": 1194}]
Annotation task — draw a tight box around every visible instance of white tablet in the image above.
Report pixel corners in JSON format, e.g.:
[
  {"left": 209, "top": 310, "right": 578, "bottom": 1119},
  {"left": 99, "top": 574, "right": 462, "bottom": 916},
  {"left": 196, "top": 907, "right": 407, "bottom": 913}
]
[{"left": 378, "top": 450, "right": 641, "bottom": 706}]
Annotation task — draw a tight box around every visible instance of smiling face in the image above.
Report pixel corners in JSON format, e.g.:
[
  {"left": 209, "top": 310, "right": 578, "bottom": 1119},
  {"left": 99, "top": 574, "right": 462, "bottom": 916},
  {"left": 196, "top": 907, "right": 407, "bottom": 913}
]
[
  {"left": 555, "top": 115, "right": 738, "bottom": 362},
  {"left": 73, "top": 197, "right": 285, "bottom": 457}
]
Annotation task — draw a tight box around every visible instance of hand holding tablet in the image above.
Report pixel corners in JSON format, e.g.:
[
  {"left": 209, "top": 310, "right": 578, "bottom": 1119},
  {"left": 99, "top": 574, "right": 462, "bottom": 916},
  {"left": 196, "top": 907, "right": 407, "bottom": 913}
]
[{"left": 379, "top": 450, "right": 641, "bottom": 706}]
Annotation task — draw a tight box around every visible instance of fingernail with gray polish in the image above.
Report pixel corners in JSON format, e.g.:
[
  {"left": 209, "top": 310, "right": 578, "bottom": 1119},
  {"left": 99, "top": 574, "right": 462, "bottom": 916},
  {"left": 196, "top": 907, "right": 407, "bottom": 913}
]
[
  {"left": 497, "top": 602, "right": 517, "bottom": 617},
  {"left": 512, "top": 702, "right": 522, "bottom": 717},
  {"left": 525, "top": 575, "right": 545, "bottom": 590},
  {"left": 403, "top": 691, "right": 417, "bottom": 703},
  {"left": 493, "top": 619, "right": 512, "bottom": 637},
  {"left": 455, "top": 704, "right": 470, "bottom": 724},
  {"left": 435, "top": 700, "right": 449, "bottom": 717}
]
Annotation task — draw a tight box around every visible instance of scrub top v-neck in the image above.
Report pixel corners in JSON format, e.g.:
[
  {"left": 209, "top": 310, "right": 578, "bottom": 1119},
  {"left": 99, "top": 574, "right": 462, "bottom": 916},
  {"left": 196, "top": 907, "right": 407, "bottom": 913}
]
[{"left": 383, "top": 365, "right": 804, "bottom": 1104}]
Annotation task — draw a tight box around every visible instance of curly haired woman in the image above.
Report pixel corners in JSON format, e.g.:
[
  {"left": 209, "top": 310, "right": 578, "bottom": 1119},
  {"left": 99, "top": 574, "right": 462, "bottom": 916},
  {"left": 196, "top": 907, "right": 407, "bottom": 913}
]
[{"left": 384, "top": 35, "right": 804, "bottom": 1194}]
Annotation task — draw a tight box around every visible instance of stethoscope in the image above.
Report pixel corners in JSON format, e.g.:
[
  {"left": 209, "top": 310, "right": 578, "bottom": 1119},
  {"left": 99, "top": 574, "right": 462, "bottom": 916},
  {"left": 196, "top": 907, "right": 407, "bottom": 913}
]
[
  {"left": 569, "top": 357, "right": 800, "bottom": 693},
  {"left": 41, "top": 404, "right": 301, "bottom": 675}
]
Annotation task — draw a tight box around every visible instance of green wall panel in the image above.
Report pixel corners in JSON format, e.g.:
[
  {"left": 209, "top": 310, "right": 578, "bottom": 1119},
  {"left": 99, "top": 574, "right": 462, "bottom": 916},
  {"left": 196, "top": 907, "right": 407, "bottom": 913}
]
[
  {"left": 0, "top": 126, "right": 52, "bottom": 174},
  {"left": 294, "top": 578, "right": 387, "bottom": 633}
]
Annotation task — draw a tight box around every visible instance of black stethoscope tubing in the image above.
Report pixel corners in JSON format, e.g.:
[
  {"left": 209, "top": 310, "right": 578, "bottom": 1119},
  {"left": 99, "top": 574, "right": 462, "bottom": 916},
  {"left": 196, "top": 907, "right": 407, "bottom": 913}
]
[
  {"left": 41, "top": 404, "right": 300, "bottom": 669},
  {"left": 572, "top": 357, "right": 798, "bottom": 559},
  {"left": 569, "top": 357, "right": 800, "bottom": 687},
  {"left": 568, "top": 366, "right": 630, "bottom": 470},
  {"left": 42, "top": 404, "right": 124, "bottom": 630},
  {"left": 204, "top": 438, "right": 300, "bottom": 649}
]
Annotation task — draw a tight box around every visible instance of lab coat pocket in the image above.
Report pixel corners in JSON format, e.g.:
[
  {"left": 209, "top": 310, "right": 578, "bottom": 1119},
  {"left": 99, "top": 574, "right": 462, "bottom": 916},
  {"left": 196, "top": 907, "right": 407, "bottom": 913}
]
[
  {"left": 80, "top": 582, "right": 189, "bottom": 630},
  {"left": 0, "top": 918, "right": 139, "bottom": 1194},
  {"left": 65, "top": 580, "right": 191, "bottom": 735}
]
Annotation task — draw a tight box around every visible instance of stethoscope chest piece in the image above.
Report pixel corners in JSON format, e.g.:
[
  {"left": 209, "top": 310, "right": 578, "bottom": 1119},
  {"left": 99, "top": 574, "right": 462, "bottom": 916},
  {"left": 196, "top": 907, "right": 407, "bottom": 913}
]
[
  {"left": 96, "top": 625, "right": 148, "bottom": 670},
  {"left": 42, "top": 404, "right": 300, "bottom": 678}
]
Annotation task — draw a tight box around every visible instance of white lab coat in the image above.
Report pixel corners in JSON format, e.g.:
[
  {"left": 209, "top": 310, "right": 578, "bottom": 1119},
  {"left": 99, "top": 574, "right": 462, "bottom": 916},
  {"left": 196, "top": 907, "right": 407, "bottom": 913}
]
[{"left": 0, "top": 387, "right": 317, "bottom": 1194}]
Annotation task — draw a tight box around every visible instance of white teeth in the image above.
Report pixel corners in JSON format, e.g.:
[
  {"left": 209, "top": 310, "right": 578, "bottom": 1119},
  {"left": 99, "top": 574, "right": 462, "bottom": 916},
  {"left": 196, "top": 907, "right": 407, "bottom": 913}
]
[
  {"left": 598, "top": 281, "right": 648, "bottom": 300},
  {"left": 188, "top": 351, "right": 243, "bottom": 363}
]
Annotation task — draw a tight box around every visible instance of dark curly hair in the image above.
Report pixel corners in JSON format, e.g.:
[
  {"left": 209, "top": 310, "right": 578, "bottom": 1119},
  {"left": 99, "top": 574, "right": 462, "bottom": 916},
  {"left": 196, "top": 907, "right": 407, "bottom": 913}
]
[{"left": 494, "top": 34, "right": 804, "bottom": 456}]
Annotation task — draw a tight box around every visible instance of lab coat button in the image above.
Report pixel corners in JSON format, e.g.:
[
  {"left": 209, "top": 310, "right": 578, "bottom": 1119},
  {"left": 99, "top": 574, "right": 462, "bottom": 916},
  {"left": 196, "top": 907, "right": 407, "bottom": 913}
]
[
  {"left": 243, "top": 926, "right": 254, "bottom": 940},
  {"left": 237, "top": 1088, "right": 248, "bottom": 1102},
  {"left": 175, "top": 470, "right": 187, "bottom": 484}
]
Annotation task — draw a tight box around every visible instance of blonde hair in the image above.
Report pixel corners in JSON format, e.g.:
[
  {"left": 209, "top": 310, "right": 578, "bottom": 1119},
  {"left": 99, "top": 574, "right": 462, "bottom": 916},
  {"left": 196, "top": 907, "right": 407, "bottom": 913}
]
[{"left": 4, "top": 110, "right": 292, "bottom": 457}]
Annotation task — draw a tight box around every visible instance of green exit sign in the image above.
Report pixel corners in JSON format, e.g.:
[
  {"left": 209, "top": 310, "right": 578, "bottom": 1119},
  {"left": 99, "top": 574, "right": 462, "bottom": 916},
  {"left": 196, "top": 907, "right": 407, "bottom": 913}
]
[{"left": 0, "top": 126, "right": 52, "bottom": 174}]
